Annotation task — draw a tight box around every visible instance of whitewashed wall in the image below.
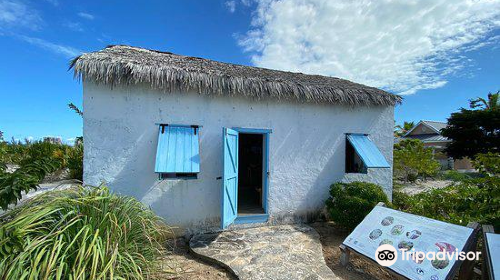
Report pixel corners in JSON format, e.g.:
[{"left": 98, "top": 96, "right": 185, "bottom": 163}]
[{"left": 83, "top": 82, "right": 394, "bottom": 234}]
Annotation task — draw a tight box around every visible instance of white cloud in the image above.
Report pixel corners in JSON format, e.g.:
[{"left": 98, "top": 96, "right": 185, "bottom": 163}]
[
  {"left": 240, "top": 0, "right": 252, "bottom": 6},
  {"left": 17, "top": 35, "right": 82, "bottom": 58},
  {"left": 65, "top": 137, "right": 76, "bottom": 145},
  {"left": 225, "top": 1, "right": 236, "bottom": 13},
  {"left": 64, "top": 21, "right": 84, "bottom": 32},
  {"left": 240, "top": 0, "right": 500, "bottom": 95},
  {"left": 77, "top": 12, "right": 94, "bottom": 20},
  {"left": 0, "top": 0, "right": 42, "bottom": 30}
]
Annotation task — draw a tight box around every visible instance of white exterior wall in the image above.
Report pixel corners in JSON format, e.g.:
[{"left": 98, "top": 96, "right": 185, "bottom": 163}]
[{"left": 83, "top": 82, "right": 394, "bottom": 234}]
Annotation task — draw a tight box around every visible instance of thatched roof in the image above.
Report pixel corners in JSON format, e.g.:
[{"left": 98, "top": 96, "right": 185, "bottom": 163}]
[{"left": 70, "top": 45, "right": 402, "bottom": 106}]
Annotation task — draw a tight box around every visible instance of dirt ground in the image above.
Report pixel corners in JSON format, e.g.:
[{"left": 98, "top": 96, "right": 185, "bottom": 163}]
[
  {"left": 310, "top": 221, "right": 396, "bottom": 280},
  {"left": 162, "top": 222, "right": 396, "bottom": 280},
  {"left": 161, "top": 238, "right": 237, "bottom": 280}
]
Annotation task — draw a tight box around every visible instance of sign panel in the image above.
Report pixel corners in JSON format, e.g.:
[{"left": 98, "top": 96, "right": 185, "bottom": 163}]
[
  {"left": 343, "top": 206, "right": 474, "bottom": 280},
  {"left": 485, "top": 233, "right": 500, "bottom": 280}
]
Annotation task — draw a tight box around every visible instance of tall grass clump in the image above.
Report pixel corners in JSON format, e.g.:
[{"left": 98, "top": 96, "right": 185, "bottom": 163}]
[{"left": 0, "top": 186, "right": 171, "bottom": 279}]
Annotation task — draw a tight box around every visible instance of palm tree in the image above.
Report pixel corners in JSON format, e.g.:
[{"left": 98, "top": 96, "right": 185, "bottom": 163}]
[
  {"left": 68, "top": 103, "right": 83, "bottom": 117},
  {"left": 394, "top": 121, "right": 415, "bottom": 137},
  {"left": 469, "top": 91, "right": 499, "bottom": 110}
]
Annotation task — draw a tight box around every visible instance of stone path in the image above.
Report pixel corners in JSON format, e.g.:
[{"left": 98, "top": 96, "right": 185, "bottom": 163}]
[{"left": 189, "top": 225, "right": 339, "bottom": 280}]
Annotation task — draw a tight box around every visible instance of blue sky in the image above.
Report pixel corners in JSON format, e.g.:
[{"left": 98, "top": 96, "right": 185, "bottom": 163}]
[{"left": 0, "top": 0, "right": 499, "bottom": 143}]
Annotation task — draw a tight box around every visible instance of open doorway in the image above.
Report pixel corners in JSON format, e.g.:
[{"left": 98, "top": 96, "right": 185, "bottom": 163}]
[{"left": 237, "top": 133, "right": 265, "bottom": 215}]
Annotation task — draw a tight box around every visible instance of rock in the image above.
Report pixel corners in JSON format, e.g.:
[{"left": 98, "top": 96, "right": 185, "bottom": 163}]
[{"left": 190, "top": 225, "right": 339, "bottom": 280}]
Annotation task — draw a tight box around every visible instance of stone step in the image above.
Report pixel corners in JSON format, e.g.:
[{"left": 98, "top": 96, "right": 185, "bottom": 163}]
[{"left": 189, "top": 224, "right": 339, "bottom": 280}]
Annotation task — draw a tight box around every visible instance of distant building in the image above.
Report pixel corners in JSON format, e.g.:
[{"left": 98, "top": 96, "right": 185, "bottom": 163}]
[
  {"left": 43, "top": 137, "right": 62, "bottom": 145},
  {"left": 401, "top": 120, "right": 474, "bottom": 171}
]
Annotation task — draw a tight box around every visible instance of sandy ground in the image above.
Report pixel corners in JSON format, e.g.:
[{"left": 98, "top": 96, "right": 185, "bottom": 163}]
[
  {"left": 399, "top": 179, "right": 453, "bottom": 195},
  {"left": 162, "top": 222, "right": 397, "bottom": 280}
]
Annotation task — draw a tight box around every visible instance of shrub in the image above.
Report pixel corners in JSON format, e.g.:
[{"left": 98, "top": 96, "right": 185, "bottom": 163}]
[
  {"left": 0, "top": 138, "right": 85, "bottom": 208},
  {"left": 20, "top": 141, "right": 67, "bottom": 167},
  {"left": 438, "top": 170, "right": 472, "bottom": 182},
  {"left": 67, "top": 142, "right": 83, "bottom": 180},
  {"left": 474, "top": 152, "right": 500, "bottom": 176},
  {"left": 393, "top": 176, "right": 500, "bottom": 230},
  {"left": 326, "top": 181, "right": 389, "bottom": 230},
  {"left": 0, "top": 158, "right": 60, "bottom": 210},
  {"left": 394, "top": 139, "right": 440, "bottom": 182},
  {"left": 0, "top": 186, "right": 171, "bottom": 279},
  {"left": 0, "top": 140, "right": 29, "bottom": 165},
  {"left": 391, "top": 190, "right": 413, "bottom": 211}
]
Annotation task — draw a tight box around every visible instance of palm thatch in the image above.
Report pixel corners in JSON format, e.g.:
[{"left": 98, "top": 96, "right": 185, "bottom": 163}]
[{"left": 70, "top": 45, "right": 402, "bottom": 106}]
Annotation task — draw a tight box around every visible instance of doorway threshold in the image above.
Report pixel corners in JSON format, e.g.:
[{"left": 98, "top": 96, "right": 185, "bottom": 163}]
[{"left": 234, "top": 214, "right": 269, "bottom": 224}]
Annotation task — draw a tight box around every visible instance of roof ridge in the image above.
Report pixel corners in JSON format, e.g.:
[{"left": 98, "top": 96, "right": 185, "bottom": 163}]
[{"left": 421, "top": 120, "right": 447, "bottom": 123}]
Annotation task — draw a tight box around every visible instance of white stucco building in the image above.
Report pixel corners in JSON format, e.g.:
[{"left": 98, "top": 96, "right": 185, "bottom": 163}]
[{"left": 72, "top": 45, "right": 401, "bottom": 234}]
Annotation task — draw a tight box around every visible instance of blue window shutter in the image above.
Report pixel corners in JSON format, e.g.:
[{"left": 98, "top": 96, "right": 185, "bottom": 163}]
[
  {"left": 155, "top": 125, "right": 200, "bottom": 173},
  {"left": 347, "top": 134, "right": 390, "bottom": 168}
]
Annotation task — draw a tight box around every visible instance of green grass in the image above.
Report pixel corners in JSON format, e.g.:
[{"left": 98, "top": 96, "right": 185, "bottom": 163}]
[{"left": 0, "top": 186, "right": 172, "bottom": 280}]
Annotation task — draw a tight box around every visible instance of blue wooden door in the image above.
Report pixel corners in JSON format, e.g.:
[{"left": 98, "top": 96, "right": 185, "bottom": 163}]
[{"left": 221, "top": 128, "right": 238, "bottom": 229}]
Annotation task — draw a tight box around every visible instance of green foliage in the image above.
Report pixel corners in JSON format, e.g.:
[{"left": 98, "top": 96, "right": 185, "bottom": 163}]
[
  {"left": 474, "top": 152, "right": 500, "bottom": 176},
  {"left": 0, "top": 140, "right": 29, "bottom": 165},
  {"left": 394, "top": 121, "right": 415, "bottom": 137},
  {"left": 393, "top": 176, "right": 500, "bottom": 231},
  {"left": 437, "top": 170, "right": 472, "bottom": 182},
  {"left": 0, "top": 138, "right": 85, "bottom": 209},
  {"left": 469, "top": 91, "right": 500, "bottom": 110},
  {"left": 391, "top": 191, "right": 412, "bottom": 211},
  {"left": 0, "top": 186, "right": 171, "bottom": 279},
  {"left": 67, "top": 142, "right": 84, "bottom": 180},
  {"left": 326, "top": 181, "right": 389, "bottom": 230},
  {"left": 393, "top": 139, "right": 440, "bottom": 182},
  {"left": 68, "top": 102, "right": 83, "bottom": 117},
  {"left": 0, "top": 158, "right": 61, "bottom": 210},
  {"left": 442, "top": 93, "right": 499, "bottom": 159},
  {"left": 20, "top": 141, "right": 66, "bottom": 167}
]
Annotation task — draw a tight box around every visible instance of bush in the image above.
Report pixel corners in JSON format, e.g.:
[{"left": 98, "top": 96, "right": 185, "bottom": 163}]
[
  {"left": 0, "top": 186, "right": 171, "bottom": 279},
  {"left": 326, "top": 181, "right": 389, "bottom": 230},
  {"left": 67, "top": 142, "right": 83, "bottom": 180},
  {"left": 0, "top": 158, "right": 60, "bottom": 210},
  {"left": 474, "top": 152, "right": 500, "bottom": 176},
  {"left": 0, "top": 139, "right": 84, "bottom": 209},
  {"left": 20, "top": 141, "right": 68, "bottom": 167},
  {"left": 0, "top": 140, "right": 29, "bottom": 165},
  {"left": 394, "top": 139, "right": 440, "bottom": 182},
  {"left": 438, "top": 170, "right": 472, "bottom": 182},
  {"left": 393, "top": 176, "right": 500, "bottom": 230},
  {"left": 391, "top": 190, "right": 412, "bottom": 211}
]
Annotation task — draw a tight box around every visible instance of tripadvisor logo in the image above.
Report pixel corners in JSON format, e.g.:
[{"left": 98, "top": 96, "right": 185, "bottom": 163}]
[
  {"left": 375, "top": 244, "right": 481, "bottom": 268},
  {"left": 375, "top": 244, "right": 398, "bottom": 266}
]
